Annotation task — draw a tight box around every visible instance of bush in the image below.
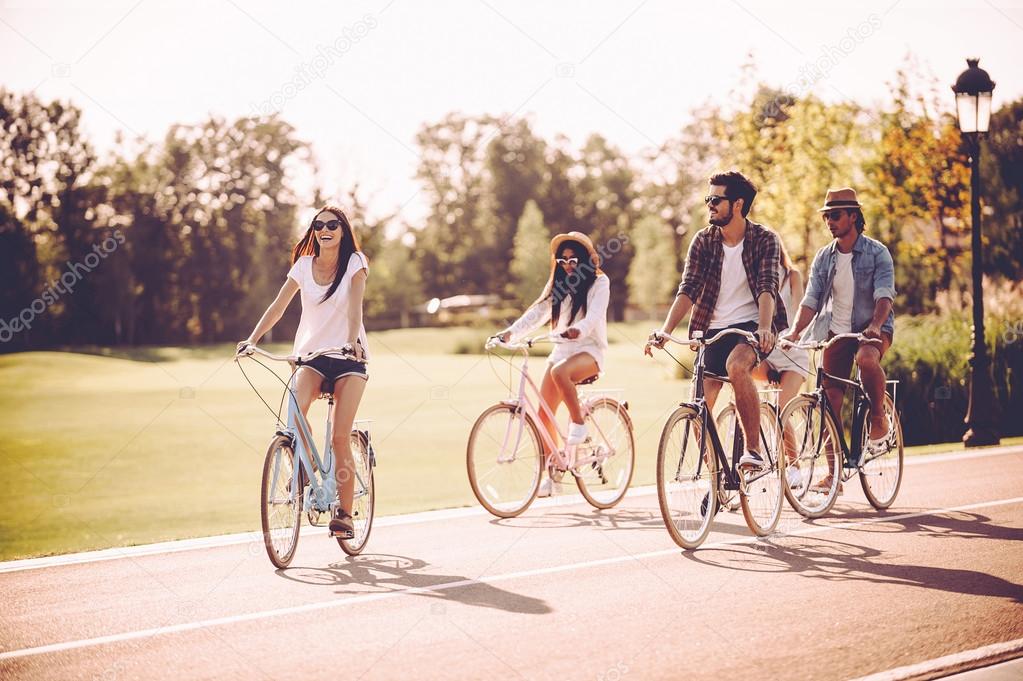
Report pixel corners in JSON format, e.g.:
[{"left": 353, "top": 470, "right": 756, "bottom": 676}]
[{"left": 885, "top": 289, "right": 1023, "bottom": 445}]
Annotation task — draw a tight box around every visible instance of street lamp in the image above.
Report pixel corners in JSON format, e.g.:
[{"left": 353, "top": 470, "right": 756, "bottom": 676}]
[{"left": 952, "top": 58, "right": 999, "bottom": 447}]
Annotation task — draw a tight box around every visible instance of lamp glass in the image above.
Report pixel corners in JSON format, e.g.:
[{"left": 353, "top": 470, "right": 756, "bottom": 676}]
[
  {"left": 976, "top": 92, "right": 992, "bottom": 133},
  {"left": 956, "top": 92, "right": 978, "bottom": 133}
]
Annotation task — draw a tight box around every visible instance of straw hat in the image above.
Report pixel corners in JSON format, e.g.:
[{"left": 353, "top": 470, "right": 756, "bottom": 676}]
[
  {"left": 549, "top": 231, "right": 604, "bottom": 274},
  {"left": 817, "top": 187, "right": 863, "bottom": 212}
]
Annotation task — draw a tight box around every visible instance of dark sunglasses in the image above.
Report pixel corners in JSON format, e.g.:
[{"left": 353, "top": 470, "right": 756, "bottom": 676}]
[
  {"left": 312, "top": 220, "right": 342, "bottom": 231},
  {"left": 821, "top": 210, "right": 846, "bottom": 221},
  {"left": 556, "top": 257, "right": 579, "bottom": 266},
  {"left": 704, "top": 195, "right": 729, "bottom": 207}
]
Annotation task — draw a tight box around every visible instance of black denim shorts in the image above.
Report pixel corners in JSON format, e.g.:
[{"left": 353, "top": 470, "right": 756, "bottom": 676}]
[
  {"left": 703, "top": 321, "right": 765, "bottom": 378},
  {"left": 304, "top": 355, "right": 368, "bottom": 393}
]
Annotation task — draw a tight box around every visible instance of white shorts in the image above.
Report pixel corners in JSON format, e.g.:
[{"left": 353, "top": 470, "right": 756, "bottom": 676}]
[
  {"left": 546, "top": 341, "right": 604, "bottom": 374},
  {"left": 764, "top": 342, "right": 810, "bottom": 379}
]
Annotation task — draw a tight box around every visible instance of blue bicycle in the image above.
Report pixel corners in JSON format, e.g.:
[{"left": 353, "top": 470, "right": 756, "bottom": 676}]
[{"left": 236, "top": 345, "right": 376, "bottom": 568}]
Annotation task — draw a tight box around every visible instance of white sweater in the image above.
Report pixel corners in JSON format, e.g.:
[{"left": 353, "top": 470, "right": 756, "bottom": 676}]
[{"left": 506, "top": 274, "right": 611, "bottom": 370}]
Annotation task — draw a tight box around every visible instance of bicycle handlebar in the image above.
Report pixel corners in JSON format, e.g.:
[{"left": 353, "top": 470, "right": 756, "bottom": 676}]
[
  {"left": 778, "top": 332, "right": 881, "bottom": 352},
  {"left": 485, "top": 333, "right": 569, "bottom": 351},
  {"left": 648, "top": 327, "right": 759, "bottom": 349},
  {"left": 236, "top": 344, "right": 366, "bottom": 364}
]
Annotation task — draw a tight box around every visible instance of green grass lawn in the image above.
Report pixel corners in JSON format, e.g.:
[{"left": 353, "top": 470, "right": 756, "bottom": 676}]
[{"left": 2, "top": 322, "right": 1019, "bottom": 560}]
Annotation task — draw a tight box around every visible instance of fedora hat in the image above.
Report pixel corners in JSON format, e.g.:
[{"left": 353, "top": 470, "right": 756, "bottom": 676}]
[
  {"left": 818, "top": 187, "right": 863, "bottom": 212},
  {"left": 549, "top": 231, "right": 603, "bottom": 273}
]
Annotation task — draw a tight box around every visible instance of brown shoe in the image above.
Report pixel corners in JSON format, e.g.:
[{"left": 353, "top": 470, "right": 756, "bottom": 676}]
[
  {"left": 809, "top": 476, "right": 843, "bottom": 496},
  {"left": 329, "top": 509, "right": 354, "bottom": 538}
]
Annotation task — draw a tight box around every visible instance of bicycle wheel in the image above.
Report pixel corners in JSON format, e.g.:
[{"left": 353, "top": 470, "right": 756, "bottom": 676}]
[
  {"left": 260, "top": 434, "right": 302, "bottom": 568},
  {"left": 779, "top": 395, "right": 842, "bottom": 518},
  {"left": 713, "top": 405, "right": 743, "bottom": 512},
  {"left": 859, "top": 393, "right": 904, "bottom": 509},
  {"left": 467, "top": 403, "right": 543, "bottom": 518},
  {"left": 656, "top": 406, "right": 717, "bottom": 549},
  {"left": 338, "top": 431, "right": 375, "bottom": 556},
  {"left": 739, "top": 402, "right": 784, "bottom": 536},
  {"left": 574, "top": 398, "right": 635, "bottom": 509}
]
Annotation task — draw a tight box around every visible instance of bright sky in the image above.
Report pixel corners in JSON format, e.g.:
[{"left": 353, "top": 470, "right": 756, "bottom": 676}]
[{"left": 2, "top": 0, "right": 1021, "bottom": 229}]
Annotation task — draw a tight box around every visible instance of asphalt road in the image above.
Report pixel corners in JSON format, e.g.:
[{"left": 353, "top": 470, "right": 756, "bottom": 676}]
[{"left": 2, "top": 446, "right": 1021, "bottom": 681}]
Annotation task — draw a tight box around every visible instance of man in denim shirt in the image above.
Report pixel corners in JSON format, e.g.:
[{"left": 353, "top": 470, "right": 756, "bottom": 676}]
[{"left": 784, "top": 188, "right": 896, "bottom": 467}]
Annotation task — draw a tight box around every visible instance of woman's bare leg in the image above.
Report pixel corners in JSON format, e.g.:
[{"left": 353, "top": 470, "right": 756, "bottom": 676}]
[
  {"left": 550, "top": 353, "right": 599, "bottom": 425},
  {"left": 330, "top": 375, "right": 367, "bottom": 514},
  {"left": 778, "top": 370, "right": 806, "bottom": 465},
  {"left": 538, "top": 366, "right": 563, "bottom": 455},
  {"left": 292, "top": 368, "right": 323, "bottom": 467}
]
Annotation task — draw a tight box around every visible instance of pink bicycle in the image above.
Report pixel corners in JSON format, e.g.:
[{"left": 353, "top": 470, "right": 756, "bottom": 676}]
[{"left": 466, "top": 334, "right": 635, "bottom": 518}]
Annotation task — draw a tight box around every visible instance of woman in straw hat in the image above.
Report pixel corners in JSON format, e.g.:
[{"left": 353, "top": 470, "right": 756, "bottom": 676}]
[{"left": 495, "top": 232, "right": 611, "bottom": 496}]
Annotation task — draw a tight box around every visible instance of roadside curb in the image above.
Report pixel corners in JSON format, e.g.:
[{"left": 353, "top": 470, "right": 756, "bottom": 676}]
[{"left": 850, "top": 637, "right": 1023, "bottom": 681}]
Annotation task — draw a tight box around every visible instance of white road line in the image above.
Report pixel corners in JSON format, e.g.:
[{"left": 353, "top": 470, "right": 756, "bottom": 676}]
[
  {"left": 1, "top": 494, "right": 1021, "bottom": 662},
  {"left": 851, "top": 636, "right": 1023, "bottom": 681},
  {"left": 0, "top": 445, "right": 1019, "bottom": 574}
]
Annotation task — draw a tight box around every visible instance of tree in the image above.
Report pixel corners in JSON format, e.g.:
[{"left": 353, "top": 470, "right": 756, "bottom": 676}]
[
  {"left": 867, "top": 62, "right": 971, "bottom": 313},
  {"left": 982, "top": 98, "right": 1023, "bottom": 280},
  {"left": 570, "top": 134, "right": 637, "bottom": 320},
  {"left": 627, "top": 215, "right": 678, "bottom": 318},
  {"left": 363, "top": 236, "right": 423, "bottom": 328},
  {"left": 0, "top": 89, "right": 97, "bottom": 348},
  {"left": 510, "top": 200, "right": 550, "bottom": 307}
]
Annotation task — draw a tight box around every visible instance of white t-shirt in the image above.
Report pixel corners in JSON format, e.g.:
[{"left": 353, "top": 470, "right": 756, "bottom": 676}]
[
  {"left": 829, "top": 251, "right": 854, "bottom": 335},
  {"left": 288, "top": 252, "right": 370, "bottom": 359},
  {"left": 778, "top": 266, "right": 793, "bottom": 318},
  {"left": 709, "top": 240, "right": 759, "bottom": 328}
]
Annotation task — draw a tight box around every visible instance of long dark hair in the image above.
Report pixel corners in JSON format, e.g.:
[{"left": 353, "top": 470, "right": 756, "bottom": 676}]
[
  {"left": 547, "top": 240, "right": 598, "bottom": 329},
  {"left": 291, "top": 205, "right": 364, "bottom": 303}
]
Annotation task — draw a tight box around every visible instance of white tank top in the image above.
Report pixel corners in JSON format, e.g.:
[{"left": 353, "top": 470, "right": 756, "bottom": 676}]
[{"left": 287, "top": 252, "right": 370, "bottom": 359}]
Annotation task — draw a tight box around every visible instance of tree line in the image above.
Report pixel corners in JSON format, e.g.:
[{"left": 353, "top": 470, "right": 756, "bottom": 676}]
[{"left": 2, "top": 58, "right": 1022, "bottom": 350}]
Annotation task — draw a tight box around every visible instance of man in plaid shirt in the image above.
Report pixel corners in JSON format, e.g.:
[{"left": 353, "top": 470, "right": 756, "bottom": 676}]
[{"left": 645, "top": 171, "right": 787, "bottom": 471}]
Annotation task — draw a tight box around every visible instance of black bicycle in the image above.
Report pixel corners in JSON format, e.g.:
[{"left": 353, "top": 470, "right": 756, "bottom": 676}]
[
  {"left": 650, "top": 328, "right": 784, "bottom": 550},
  {"left": 777, "top": 333, "right": 903, "bottom": 518}
]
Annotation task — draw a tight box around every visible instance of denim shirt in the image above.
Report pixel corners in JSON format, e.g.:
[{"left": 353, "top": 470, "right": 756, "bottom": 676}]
[{"left": 800, "top": 234, "right": 896, "bottom": 341}]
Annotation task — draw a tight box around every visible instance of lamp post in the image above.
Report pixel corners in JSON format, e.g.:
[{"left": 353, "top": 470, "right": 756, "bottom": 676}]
[{"left": 952, "top": 58, "right": 999, "bottom": 447}]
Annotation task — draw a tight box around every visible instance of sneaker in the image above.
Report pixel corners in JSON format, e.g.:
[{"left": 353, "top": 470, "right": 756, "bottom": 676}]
[
  {"left": 537, "top": 477, "right": 561, "bottom": 498},
  {"left": 865, "top": 430, "right": 893, "bottom": 458},
  {"left": 566, "top": 422, "right": 589, "bottom": 446},
  {"left": 786, "top": 465, "right": 804, "bottom": 490},
  {"left": 738, "top": 450, "right": 765, "bottom": 471},
  {"left": 329, "top": 509, "right": 355, "bottom": 539}
]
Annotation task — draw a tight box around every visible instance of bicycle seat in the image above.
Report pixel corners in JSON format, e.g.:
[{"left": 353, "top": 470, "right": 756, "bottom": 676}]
[
  {"left": 319, "top": 377, "right": 336, "bottom": 395},
  {"left": 575, "top": 374, "right": 599, "bottom": 386}
]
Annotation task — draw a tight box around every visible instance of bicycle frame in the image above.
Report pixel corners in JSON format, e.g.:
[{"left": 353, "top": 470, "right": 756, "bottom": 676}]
[
  {"left": 240, "top": 345, "right": 374, "bottom": 516},
  {"left": 786, "top": 333, "right": 900, "bottom": 473},
  {"left": 668, "top": 332, "right": 776, "bottom": 492},
  {"left": 495, "top": 341, "right": 620, "bottom": 472}
]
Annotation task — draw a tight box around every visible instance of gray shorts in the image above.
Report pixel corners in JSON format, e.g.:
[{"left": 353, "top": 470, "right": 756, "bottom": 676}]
[{"left": 764, "top": 341, "right": 810, "bottom": 379}]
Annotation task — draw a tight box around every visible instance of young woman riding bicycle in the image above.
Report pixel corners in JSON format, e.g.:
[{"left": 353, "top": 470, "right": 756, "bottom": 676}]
[
  {"left": 237, "top": 204, "right": 369, "bottom": 539},
  {"left": 496, "top": 232, "right": 611, "bottom": 497}
]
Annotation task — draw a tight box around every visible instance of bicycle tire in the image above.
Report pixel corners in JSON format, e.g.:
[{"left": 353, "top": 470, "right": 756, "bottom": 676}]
[{"left": 467, "top": 403, "right": 543, "bottom": 518}]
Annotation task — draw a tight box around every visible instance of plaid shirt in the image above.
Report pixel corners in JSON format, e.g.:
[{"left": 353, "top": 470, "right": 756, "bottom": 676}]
[{"left": 676, "top": 219, "right": 788, "bottom": 336}]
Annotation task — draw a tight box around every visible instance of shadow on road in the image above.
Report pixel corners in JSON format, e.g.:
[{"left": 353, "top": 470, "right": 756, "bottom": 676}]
[
  {"left": 489, "top": 506, "right": 751, "bottom": 537},
  {"left": 680, "top": 510, "right": 1023, "bottom": 603},
  {"left": 273, "top": 553, "right": 552, "bottom": 615}
]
